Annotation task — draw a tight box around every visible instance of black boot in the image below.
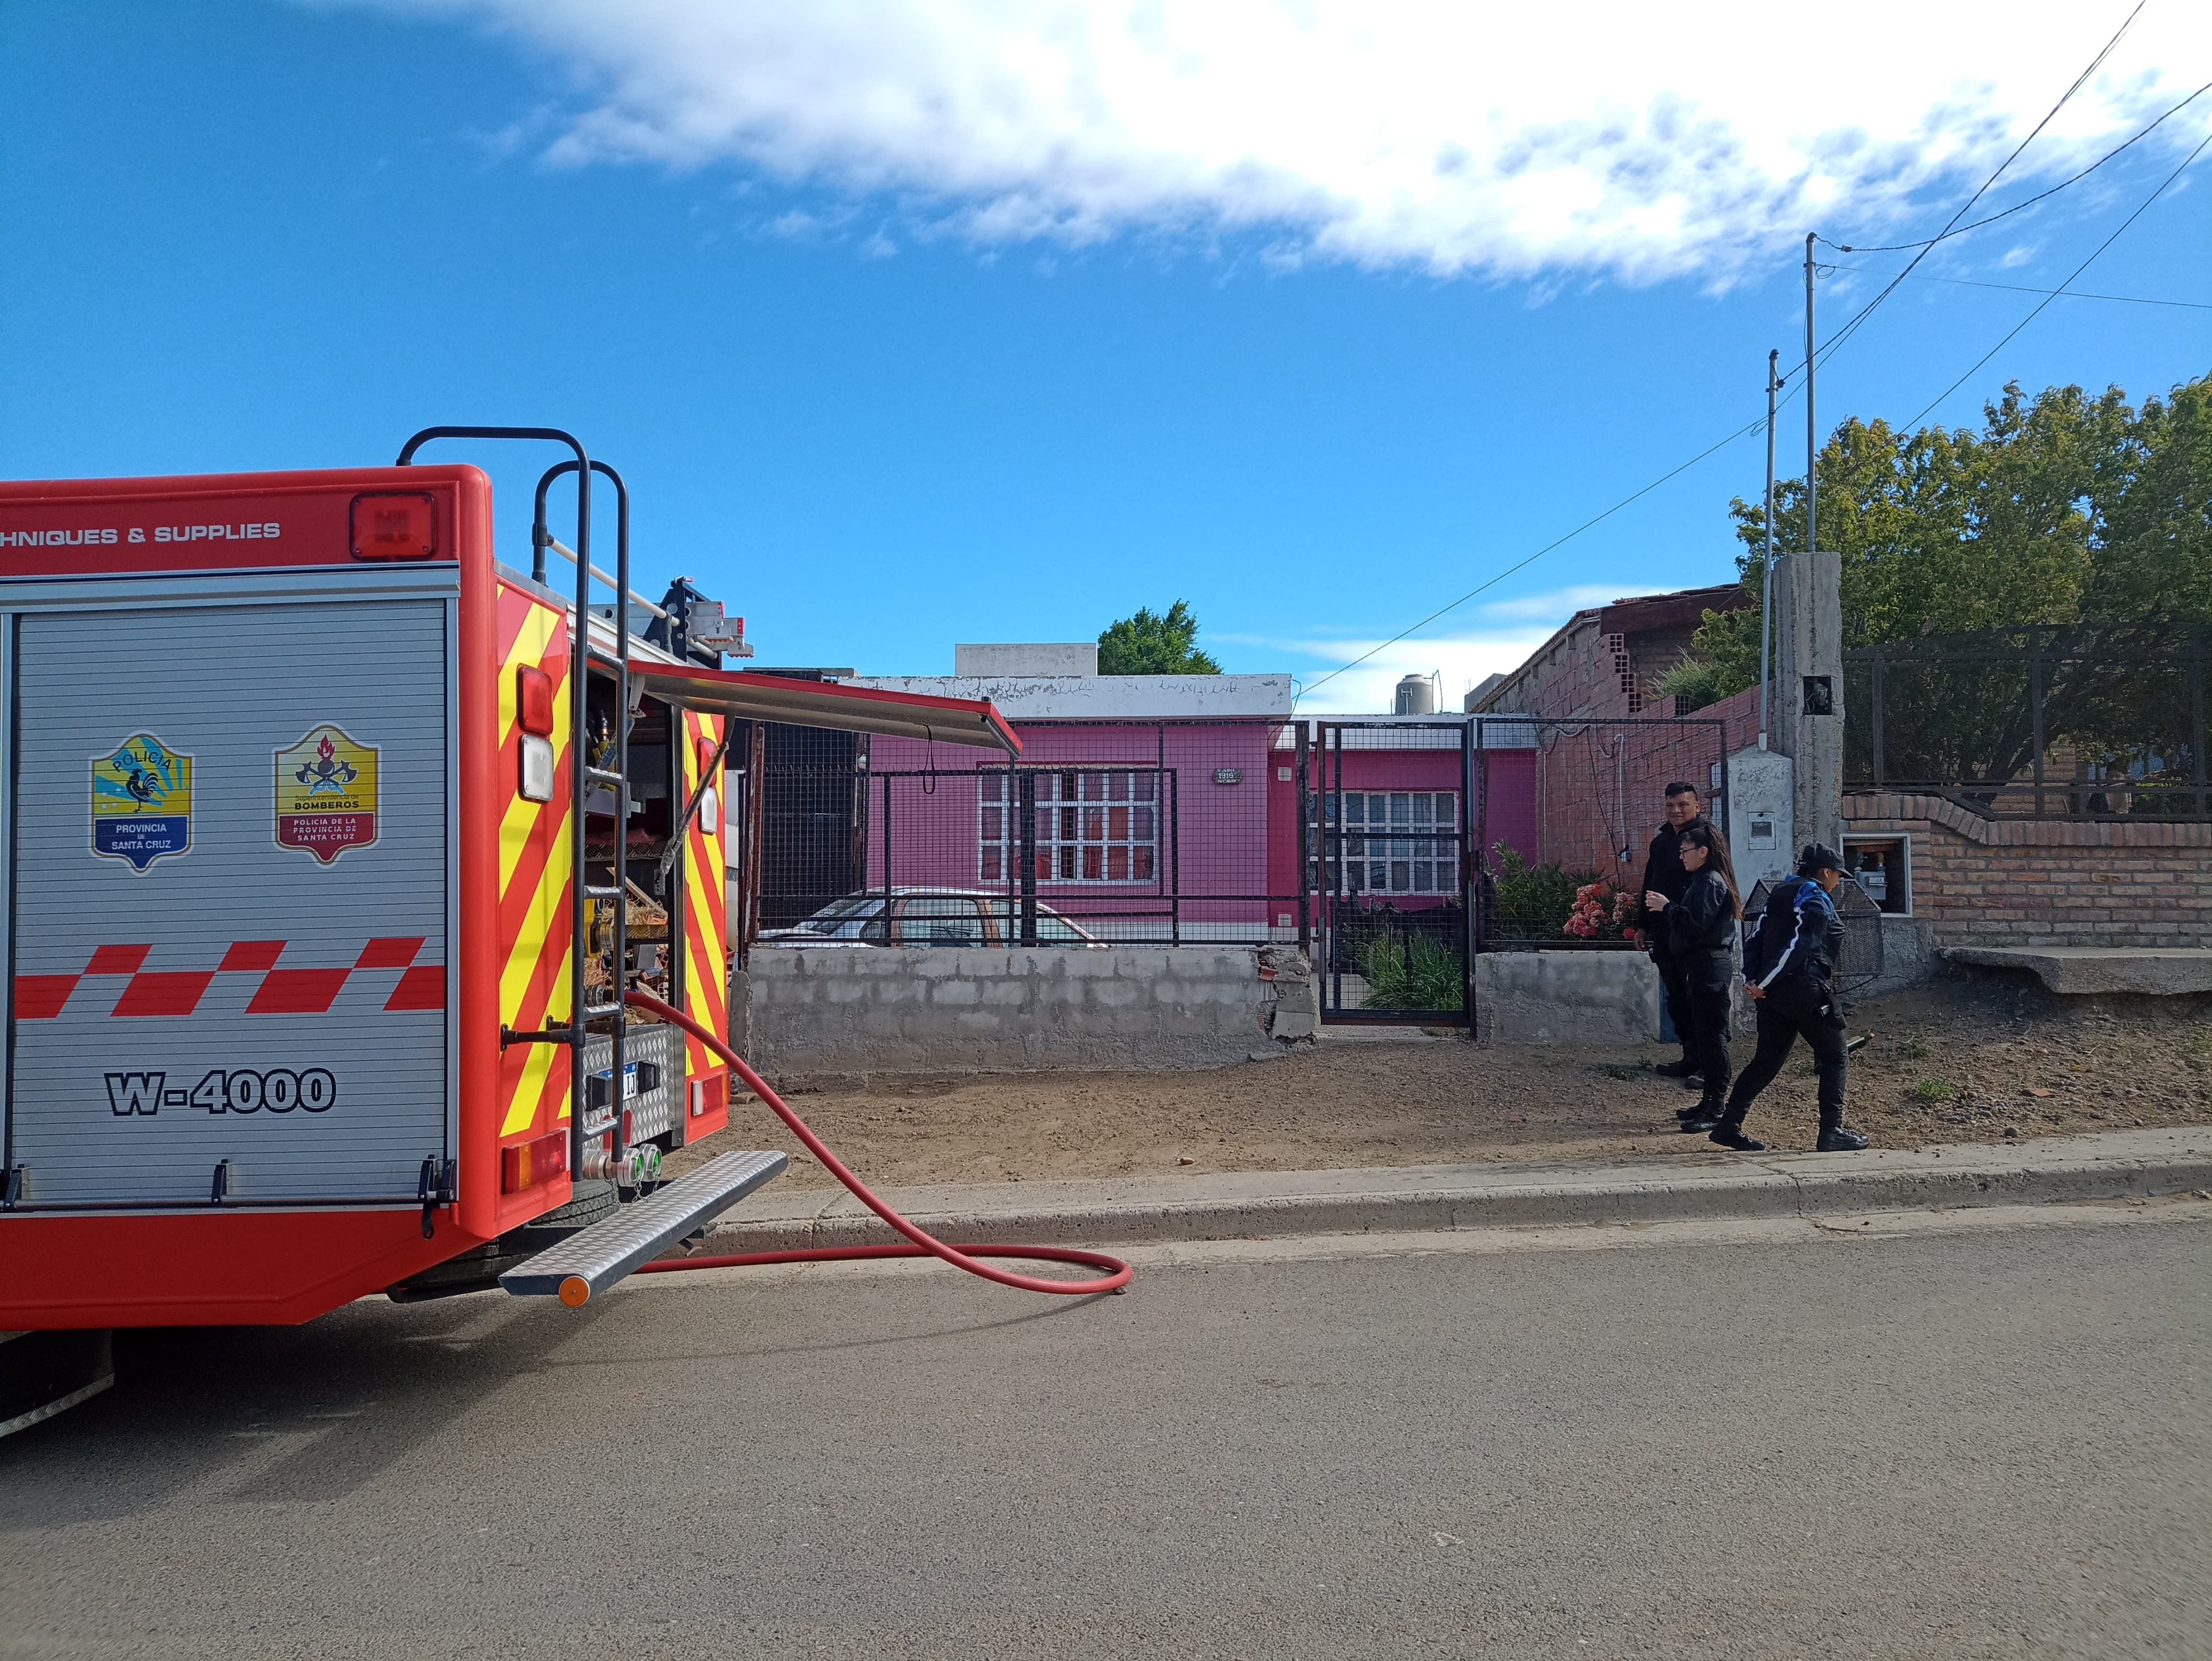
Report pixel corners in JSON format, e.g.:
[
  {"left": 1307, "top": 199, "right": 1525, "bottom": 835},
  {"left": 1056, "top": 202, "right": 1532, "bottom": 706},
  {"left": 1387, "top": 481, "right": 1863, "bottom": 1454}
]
[
  {"left": 1707, "top": 1103, "right": 1764, "bottom": 1151},
  {"left": 1814, "top": 1067, "right": 1866, "bottom": 1152},
  {"left": 1679, "top": 1090, "right": 1726, "bottom": 1133},
  {"left": 1653, "top": 1058, "right": 1700, "bottom": 1079},
  {"left": 1815, "top": 1106, "right": 1869, "bottom": 1153}
]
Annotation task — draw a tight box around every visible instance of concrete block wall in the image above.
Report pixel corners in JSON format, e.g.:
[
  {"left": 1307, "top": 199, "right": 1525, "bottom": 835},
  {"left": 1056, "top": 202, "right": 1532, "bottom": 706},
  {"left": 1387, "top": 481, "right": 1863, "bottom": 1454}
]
[
  {"left": 745, "top": 945, "right": 1318, "bottom": 1074},
  {"left": 1844, "top": 793, "right": 2211, "bottom": 949},
  {"left": 1474, "top": 950, "right": 1662, "bottom": 1046},
  {"left": 1859, "top": 914, "right": 1937, "bottom": 999}
]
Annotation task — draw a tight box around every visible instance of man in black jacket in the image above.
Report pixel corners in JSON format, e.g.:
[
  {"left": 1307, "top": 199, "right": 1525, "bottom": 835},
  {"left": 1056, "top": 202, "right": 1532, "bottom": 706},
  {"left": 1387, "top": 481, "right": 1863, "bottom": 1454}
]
[{"left": 1639, "top": 781, "right": 1710, "bottom": 1082}]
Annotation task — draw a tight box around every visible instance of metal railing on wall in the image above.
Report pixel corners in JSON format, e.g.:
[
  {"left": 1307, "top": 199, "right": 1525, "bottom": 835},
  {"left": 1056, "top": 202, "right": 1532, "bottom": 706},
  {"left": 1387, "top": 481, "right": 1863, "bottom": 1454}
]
[
  {"left": 1847, "top": 624, "right": 2208, "bottom": 821},
  {"left": 757, "top": 719, "right": 1313, "bottom": 951}
]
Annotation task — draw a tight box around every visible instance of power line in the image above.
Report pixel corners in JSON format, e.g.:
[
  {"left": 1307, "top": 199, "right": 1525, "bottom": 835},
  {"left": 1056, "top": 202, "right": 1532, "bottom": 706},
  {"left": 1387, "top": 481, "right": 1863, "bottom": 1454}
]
[
  {"left": 1292, "top": 6, "right": 2151, "bottom": 706},
  {"left": 1811, "top": 4, "right": 2143, "bottom": 370},
  {"left": 1293, "top": 412, "right": 1768, "bottom": 702},
  {"left": 1816, "top": 261, "right": 2212, "bottom": 311},
  {"left": 1823, "top": 77, "right": 2210, "bottom": 255},
  {"left": 1903, "top": 127, "right": 2212, "bottom": 430}
]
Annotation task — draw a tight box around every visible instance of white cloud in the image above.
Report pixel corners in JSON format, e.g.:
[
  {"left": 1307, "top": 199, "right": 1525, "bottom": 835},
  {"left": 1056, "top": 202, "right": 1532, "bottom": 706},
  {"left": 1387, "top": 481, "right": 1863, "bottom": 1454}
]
[
  {"left": 1282, "top": 628, "right": 1555, "bottom": 716},
  {"left": 349, "top": 0, "right": 2208, "bottom": 280},
  {"left": 1221, "top": 624, "right": 1547, "bottom": 716},
  {"left": 1470, "top": 584, "right": 1622, "bottom": 622},
  {"left": 1221, "top": 581, "right": 1729, "bottom": 711}
]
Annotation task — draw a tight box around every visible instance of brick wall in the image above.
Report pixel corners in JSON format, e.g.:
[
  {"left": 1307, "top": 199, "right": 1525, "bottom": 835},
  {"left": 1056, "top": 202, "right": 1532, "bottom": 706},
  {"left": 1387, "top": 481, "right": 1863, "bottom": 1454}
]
[
  {"left": 1524, "top": 684, "right": 1764, "bottom": 880},
  {"left": 1844, "top": 792, "right": 2211, "bottom": 949}
]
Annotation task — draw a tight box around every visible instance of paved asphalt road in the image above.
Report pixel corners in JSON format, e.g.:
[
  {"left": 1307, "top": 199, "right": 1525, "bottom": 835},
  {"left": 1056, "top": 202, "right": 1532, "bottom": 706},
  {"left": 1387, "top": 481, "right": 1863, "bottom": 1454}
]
[{"left": 3, "top": 1211, "right": 2206, "bottom": 1660}]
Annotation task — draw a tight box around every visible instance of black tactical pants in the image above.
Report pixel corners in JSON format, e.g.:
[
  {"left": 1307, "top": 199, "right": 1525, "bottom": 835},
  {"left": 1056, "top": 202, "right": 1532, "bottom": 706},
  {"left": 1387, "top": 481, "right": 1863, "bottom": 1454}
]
[
  {"left": 1654, "top": 952, "right": 1698, "bottom": 1066},
  {"left": 1687, "top": 984, "right": 1733, "bottom": 1099},
  {"left": 1723, "top": 985, "right": 1846, "bottom": 1122}
]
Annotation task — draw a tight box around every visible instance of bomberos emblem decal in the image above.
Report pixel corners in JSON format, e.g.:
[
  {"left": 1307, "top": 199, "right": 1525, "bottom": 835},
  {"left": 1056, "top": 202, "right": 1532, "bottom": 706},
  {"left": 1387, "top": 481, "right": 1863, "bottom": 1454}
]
[
  {"left": 91, "top": 733, "right": 194, "bottom": 871},
  {"left": 274, "top": 724, "right": 380, "bottom": 865}
]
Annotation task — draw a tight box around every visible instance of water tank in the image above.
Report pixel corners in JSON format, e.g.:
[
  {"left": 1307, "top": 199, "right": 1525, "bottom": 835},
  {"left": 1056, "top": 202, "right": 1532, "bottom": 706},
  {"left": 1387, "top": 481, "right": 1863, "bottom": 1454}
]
[{"left": 1394, "top": 674, "right": 1436, "bottom": 715}]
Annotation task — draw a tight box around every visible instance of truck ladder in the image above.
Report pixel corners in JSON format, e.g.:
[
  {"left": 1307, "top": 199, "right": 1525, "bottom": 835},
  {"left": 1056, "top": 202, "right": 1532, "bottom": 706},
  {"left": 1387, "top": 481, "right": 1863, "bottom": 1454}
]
[
  {"left": 397, "top": 431, "right": 648, "bottom": 1188},
  {"left": 538, "top": 460, "right": 641, "bottom": 1184}
]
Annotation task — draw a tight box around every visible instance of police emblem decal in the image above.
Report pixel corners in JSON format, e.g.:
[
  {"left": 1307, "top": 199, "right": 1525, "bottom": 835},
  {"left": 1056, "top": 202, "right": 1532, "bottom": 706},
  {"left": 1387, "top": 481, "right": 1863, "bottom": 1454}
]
[
  {"left": 274, "top": 724, "right": 380, "bottom": 864},
  {"left": 91, "top": 733, "right": 194, "bottom": 871}
]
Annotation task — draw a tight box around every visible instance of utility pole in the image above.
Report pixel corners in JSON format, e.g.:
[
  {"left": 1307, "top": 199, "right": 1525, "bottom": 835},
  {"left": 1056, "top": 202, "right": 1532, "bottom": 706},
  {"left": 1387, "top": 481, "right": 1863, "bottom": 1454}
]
[
  {"left": 1759, "top": 348, "right": 1779, "bottom": 751},
  {"left": 1779, "top": 233, "right": 1844, "bottom": 859},
  {"left": 1804, "top": 232, "right": 1817, "bottom": 560}
]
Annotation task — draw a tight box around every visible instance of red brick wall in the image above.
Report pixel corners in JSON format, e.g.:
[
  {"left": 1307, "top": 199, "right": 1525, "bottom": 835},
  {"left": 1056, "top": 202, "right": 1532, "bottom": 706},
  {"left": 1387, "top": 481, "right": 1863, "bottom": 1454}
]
[
  {"left": 1845, "top": 792, "right": 2211, "bottom": 948},
  {"left": 1519, "top": 685, "right": 1764, "bottom": 880}
]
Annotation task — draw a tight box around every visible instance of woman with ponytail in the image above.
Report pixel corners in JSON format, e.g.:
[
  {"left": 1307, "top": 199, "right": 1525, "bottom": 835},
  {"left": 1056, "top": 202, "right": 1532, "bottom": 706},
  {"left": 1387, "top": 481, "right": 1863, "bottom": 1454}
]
[{"left": 1641, "top": 821, "right": 1740, "bottom": 1130}]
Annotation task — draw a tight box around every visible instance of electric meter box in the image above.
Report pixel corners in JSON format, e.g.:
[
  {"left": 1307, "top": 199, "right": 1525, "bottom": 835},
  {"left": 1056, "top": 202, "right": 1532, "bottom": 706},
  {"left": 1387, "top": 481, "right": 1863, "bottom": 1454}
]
[{"left": 1724, "top": 746, "right": 1795, "bottom": 895}]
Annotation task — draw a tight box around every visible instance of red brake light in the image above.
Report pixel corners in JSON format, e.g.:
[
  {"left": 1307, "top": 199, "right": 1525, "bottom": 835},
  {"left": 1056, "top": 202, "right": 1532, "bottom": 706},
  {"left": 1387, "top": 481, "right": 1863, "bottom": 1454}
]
[
  {"left": 517, "top": 666, "right": 555, "bottom": 736},
  {"left": 349, "top": 492, "right": 438, "bottom": 561}
]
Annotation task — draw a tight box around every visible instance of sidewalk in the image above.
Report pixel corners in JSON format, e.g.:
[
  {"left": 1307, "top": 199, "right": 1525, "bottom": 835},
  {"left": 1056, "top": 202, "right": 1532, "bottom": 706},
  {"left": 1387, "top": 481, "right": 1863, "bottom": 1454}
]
[{"left": 697, "top": 1126, "right": 2212, "bottom": 1254}]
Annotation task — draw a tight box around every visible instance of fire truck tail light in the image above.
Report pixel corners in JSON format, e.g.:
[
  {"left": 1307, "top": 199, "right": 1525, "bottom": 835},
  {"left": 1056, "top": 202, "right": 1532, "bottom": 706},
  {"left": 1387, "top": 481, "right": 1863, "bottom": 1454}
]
[
  {"left": 519, "top": 734, "right": 556, "bottom": 803},
  {"left": 517, "top": 667, "right": 554, "bottom": 736},
  {"left": 348, "top": 492, "right": 438, "bottom": 560},
  {"left": 501, "top": 1131, "right": 568, "bottom": 1194}
]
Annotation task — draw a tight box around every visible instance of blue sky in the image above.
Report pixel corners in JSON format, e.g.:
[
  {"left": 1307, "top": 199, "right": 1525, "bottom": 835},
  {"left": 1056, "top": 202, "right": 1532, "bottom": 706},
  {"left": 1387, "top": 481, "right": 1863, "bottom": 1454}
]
[{"left": 3, "top": 1, "right": 2207, "bottom": 710}]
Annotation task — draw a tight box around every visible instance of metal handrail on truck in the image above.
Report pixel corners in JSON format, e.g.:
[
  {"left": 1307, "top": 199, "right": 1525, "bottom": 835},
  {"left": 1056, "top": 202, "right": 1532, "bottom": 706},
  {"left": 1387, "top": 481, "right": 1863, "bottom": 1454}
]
[{"left": 396, "top": 429, "right": 635, "bottom": 1190}]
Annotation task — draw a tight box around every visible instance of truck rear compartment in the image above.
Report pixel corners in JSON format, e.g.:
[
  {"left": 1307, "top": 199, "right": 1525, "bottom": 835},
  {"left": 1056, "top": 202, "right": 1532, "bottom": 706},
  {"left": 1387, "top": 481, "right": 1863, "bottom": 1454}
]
[{"left": 8, "top": 587, "right": 455, "bottom": 1214}]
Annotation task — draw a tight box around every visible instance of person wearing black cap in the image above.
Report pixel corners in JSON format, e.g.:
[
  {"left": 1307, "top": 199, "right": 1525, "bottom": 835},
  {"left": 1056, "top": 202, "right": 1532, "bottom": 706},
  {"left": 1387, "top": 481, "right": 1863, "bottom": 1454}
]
[
  {"left": 1639, "top": 782, "right": 1712, "bottom": 1087},
  {"left": 1684, "top": 842, "right": 1870, "bottom": 1153}
]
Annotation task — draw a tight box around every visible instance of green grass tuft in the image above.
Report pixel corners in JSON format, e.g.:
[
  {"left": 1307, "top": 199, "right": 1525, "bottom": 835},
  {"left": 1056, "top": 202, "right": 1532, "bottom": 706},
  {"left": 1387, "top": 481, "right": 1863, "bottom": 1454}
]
[{"left": 1356, "top": 931, "right": 1464, "bottom": 1011}]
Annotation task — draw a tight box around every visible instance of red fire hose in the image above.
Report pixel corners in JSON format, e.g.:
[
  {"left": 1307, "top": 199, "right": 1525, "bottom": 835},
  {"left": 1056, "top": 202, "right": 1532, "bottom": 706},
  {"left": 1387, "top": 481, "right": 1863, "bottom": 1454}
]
[{"left": 621, "top": 990, "right": 1133, "bottom": 1296}]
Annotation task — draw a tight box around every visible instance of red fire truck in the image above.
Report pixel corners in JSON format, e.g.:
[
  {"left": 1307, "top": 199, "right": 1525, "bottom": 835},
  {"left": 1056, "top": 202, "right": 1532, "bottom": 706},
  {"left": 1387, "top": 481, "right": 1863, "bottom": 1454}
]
[{"left": 0, "top": 426, "right": 1022, "bottom": 1435}]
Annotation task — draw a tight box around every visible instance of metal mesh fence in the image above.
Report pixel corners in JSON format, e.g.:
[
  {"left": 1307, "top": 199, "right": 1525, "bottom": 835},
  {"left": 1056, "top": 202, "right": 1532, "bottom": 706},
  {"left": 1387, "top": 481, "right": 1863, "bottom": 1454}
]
[
  {"left": 1309, "top": 722, "right": 1470, "bottom": 1022},
  {"left": 757, "top": 719, "right": 1304, "bottom": 949},
  {"left": 1846, "top": 624, "right": 2208, "bottom": 820},
  {"left": 743, "top": 711, "right": 1738, "bottom": 1024},
  {"left": 1469, "top": 714, "right": 1732, "bottom": 952},
  {"left": 756, "top": 722, "right": 866, "bottom": 930}
]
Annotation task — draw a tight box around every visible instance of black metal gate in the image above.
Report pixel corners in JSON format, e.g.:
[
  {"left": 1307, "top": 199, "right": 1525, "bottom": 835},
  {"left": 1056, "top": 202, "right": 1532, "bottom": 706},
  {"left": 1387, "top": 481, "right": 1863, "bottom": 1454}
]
[{"left": 1310, "top": 721, "right": 1474, "bottom": 1026}]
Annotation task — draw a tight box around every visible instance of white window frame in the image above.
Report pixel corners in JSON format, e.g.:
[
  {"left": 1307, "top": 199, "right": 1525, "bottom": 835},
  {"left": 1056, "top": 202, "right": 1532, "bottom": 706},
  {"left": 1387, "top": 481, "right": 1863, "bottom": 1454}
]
[
  {"left": 979, "top": 768, "right": 1162, "bottom": 886},
  {"left": 1313, "top": 790, "right": 1461, "bottom": 896}
]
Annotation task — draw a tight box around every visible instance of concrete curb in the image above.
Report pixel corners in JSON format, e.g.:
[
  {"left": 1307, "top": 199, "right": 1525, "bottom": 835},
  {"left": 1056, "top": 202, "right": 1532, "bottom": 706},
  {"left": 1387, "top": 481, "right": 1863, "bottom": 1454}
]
[{"left": 698, "top": 1126, "right": 2212, "bottom": 1253}]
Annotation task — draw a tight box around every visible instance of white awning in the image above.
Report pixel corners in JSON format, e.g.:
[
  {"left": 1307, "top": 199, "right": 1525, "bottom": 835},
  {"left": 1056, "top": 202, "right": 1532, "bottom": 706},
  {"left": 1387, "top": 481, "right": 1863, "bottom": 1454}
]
[{"left": 626, "top": 664, "right": 1020, "bottom": 754}]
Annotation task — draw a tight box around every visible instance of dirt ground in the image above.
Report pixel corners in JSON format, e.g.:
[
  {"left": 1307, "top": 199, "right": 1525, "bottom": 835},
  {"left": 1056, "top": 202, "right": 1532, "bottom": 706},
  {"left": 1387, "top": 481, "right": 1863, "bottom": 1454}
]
[{"left": 669, "top": 974, "right": 2212, "bottom": 1191}]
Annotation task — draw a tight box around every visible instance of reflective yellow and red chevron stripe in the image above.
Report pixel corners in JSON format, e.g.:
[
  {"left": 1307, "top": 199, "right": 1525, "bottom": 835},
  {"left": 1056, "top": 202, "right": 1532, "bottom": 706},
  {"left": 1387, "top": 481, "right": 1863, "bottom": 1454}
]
[
  {"left": 493, "top": 582, "right": 577, "bottom": 1147},
  {"left": 681, "top": 706, "right": 730, "bottom": 1131}
]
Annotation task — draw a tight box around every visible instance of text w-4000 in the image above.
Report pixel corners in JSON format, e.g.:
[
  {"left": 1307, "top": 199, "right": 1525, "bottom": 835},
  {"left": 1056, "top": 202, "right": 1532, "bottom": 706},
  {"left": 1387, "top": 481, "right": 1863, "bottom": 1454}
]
[{"left": 102, "top": 1069, "right": 339, "bottom": 1115}]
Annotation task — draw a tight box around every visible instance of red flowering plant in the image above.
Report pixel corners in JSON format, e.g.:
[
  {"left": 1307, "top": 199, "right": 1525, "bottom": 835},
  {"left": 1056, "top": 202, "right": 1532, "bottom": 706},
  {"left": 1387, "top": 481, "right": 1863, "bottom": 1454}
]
[{"left": 1563, "top": 876, "right": 1641, "bottom": 942}]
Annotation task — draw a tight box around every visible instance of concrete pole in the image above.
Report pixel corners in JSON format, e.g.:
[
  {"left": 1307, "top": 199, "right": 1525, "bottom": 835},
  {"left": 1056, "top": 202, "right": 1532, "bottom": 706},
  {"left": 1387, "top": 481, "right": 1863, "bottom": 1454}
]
[
  {"left": 1759, "top": 349, "right": 1779, "bottom": 751},
  {"left": 1804, "top": 233, "right": 1817, "bottom": 562},
  {"left": 1772, "top": 551, "right": 1845, "bottom": 857}
]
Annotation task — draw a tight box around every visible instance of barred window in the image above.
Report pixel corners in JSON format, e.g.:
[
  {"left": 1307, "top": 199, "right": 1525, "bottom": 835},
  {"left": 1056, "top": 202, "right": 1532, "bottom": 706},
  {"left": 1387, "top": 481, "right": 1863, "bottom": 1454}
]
[
  {"left": 1314, "top": 790, "right": 1459, "bottom": 894},
  {"left": 981, "top": 770, "right": 1159, "bottom": 884}
]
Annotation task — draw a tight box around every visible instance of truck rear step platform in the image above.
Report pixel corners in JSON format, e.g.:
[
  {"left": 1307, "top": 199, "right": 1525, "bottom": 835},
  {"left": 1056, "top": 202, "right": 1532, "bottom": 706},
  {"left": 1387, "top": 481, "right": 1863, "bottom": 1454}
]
[{"left": 500, "top": 1149, "right": 789, "bottom": 1306}]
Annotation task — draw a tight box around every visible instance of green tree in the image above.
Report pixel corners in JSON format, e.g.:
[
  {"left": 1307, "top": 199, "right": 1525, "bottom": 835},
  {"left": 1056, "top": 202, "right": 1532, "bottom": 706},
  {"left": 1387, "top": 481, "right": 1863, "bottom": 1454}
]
[
  {"left": 1097, "top": 600, "right": 1222, "bottom": 675},
  {"left": 1680, "top": 373, "right": 2212, "bottom": 704}
]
